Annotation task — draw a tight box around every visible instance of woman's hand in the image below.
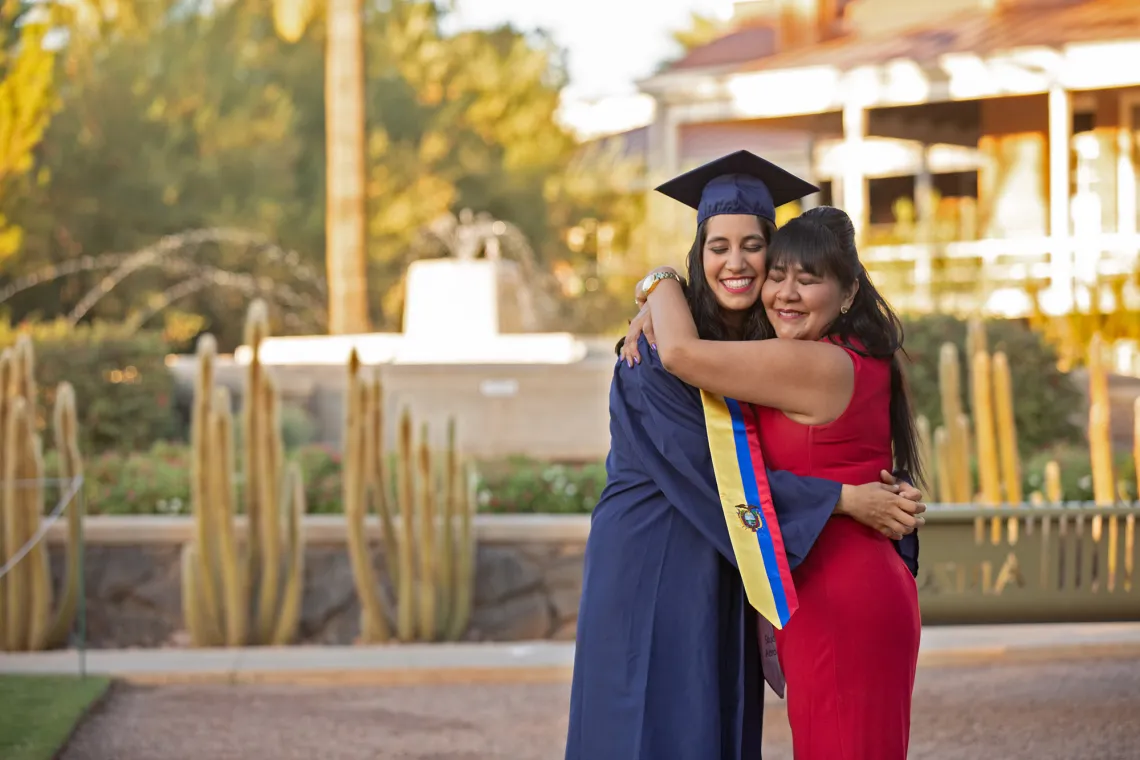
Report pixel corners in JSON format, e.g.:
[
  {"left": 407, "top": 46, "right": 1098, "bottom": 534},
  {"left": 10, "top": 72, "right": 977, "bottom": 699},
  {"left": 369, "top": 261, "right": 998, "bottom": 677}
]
[
  {"left": 620, "top": 307, "right": 657, "bottom": 367},
  {"left": 838, "top": 470, "right": 927, "bottom": 540}
]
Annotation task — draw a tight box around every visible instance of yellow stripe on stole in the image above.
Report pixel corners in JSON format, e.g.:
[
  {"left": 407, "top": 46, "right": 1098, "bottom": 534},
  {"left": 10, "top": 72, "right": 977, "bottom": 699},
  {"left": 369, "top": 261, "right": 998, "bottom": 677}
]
[{"left": 700, "top": 390, "right": 782, "bottom": 628}]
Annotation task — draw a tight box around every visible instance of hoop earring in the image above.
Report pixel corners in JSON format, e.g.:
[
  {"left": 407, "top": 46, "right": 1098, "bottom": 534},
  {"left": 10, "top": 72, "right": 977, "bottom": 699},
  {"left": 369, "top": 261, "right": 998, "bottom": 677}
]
[{"left": 841, "top": 306, "right": 849, "bottom": 314}]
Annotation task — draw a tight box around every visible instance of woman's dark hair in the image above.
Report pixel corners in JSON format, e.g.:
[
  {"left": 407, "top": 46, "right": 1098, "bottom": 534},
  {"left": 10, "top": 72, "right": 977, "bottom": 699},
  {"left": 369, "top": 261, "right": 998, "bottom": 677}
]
[
  {"left": 766, "top": 205, "right": 925, "bottom": 486},
  {"left": 614, "top": 215, "right": 776, "bottom": 354}
]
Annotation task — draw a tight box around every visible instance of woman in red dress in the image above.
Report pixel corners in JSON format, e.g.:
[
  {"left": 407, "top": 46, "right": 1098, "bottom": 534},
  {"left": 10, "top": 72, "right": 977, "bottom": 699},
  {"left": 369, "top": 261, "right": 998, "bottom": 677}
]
[{"left": 640, "top": 203, "right": 924, "bottom": 760}]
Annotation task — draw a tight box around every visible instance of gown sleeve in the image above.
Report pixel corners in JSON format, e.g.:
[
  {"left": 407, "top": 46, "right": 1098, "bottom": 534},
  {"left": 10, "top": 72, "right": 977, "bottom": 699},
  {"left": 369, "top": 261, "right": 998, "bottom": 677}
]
[{"left": 610, "top": 336, "right": 842, "bottom": 571}]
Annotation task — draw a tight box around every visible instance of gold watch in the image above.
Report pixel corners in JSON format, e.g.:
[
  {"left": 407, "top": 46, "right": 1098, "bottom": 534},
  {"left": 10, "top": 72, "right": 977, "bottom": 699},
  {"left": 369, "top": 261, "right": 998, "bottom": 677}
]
[{"left": 640, "top": 270, "right": 683, "bottom": 300}]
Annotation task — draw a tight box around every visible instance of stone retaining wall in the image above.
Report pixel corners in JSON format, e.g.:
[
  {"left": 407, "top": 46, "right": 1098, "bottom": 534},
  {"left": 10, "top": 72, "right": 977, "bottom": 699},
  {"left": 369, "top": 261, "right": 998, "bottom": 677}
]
[
  {"left": 46, "top": 515, "right": 588, "bottom": 649},
  {"left": 44, "top": 507, "right": 1140, "bottom": 649}
]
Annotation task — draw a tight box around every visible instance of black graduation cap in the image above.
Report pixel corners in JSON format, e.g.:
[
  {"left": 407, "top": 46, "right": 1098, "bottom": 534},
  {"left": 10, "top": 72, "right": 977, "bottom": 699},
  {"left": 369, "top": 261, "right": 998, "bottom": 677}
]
[{"left": 654, "top": 149, "right": 820, "bottom": 226}]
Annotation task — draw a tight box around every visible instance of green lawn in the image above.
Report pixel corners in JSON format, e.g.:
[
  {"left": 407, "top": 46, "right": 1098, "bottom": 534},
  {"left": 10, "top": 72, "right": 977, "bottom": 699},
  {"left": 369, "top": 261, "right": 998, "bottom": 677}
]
[{"left": 0, "top": 675, "right": 111, "bottom": 760}]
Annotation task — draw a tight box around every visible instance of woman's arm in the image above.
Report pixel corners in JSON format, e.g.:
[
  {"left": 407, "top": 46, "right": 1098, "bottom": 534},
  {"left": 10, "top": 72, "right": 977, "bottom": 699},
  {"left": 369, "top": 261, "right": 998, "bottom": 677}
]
[
  {"left": 647, "top": 277, "right": 853, "bottom": 422},
  {"left": 617, "top": 336, "right": 924, "bottom": 570}
]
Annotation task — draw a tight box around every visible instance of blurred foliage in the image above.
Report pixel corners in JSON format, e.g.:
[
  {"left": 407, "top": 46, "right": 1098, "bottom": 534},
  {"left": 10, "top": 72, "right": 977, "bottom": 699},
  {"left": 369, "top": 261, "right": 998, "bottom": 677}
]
[
  {"left": 1, "top": 0, "right": 645, "bottom": 346},
  {"left": 0, "top": 1, "right": 58, "bottom": 263},
  {"left": 1023, "top": 443, "right": 1138, "bottom": 503},
  {"left": 900, "top": 314, "right": 1083, "bottom": 455},
  {"left": 653, "top": 11, "right": 730, "bottom": 73},
  {"left": 475, "top": 457, "right": 607, "bottom": 514},
  {"left": 0, "top": 320, "right": 176, "bottom": 452},
  {"left": 78, "top": 442, "right": 609, "bottom": 515}
]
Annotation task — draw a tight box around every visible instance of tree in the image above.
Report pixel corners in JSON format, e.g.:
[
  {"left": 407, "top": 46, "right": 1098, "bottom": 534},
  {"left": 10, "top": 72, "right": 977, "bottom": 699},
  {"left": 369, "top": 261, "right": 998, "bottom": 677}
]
[
  {"left": 273, "top": 0, "right": 368, "bottom": 335},
  {"left": 0, "top": 1, "right": 57, "bottom": 264},
  {"left": 3, "top": 1, "right": 586, "bottom": 341}
]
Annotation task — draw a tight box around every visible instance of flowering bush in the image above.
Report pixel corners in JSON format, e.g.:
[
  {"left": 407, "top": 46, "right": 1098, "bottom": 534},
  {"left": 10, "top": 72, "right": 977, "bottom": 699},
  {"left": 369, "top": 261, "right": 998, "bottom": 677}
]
[
  {"left": 475, "top": 457, "right": 607, "bottom": 514},
  {"left": 68, "top": 441, "right": 192, "bottom": 515}
]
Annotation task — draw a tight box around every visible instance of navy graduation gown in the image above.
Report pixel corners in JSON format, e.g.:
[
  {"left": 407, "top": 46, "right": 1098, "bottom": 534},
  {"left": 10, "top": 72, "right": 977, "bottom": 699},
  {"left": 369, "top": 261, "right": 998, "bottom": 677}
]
[{"left": 564, "top": 337, "right": 843, "bottom": 760}]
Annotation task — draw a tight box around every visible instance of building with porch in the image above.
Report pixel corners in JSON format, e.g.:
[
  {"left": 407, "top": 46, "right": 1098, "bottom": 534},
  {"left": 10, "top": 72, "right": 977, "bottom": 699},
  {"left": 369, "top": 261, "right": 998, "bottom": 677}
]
[{"left": 635, "top": 0, "right": 1140, "bottom": 330}]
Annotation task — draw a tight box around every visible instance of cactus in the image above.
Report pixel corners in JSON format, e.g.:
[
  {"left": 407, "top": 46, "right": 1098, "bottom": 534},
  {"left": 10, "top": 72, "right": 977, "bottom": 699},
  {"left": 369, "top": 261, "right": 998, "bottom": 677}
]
[
  {"left": 916, "top": 415, "right": 933, "bottom": 497},
  {"left": 971, "top": 351, "right": 1001, "bottom": 506},
  {"left": 343, "top": 354, "right": 477, "bottom": 643},
  {"left": 0, "top": 337, "right": 86, "bottom": 653},
  {"left": 416, "top": 422, "right": 438, "bottom": 641},
  {"left": 180, "top": 300, "right": 307, "bottom": 647},
  {"left": 939, "top": 342, "right": 971, "bottom": 503},
  {"left": 934, "top": 426, "right": 952, "bottom": 503},
  {"left": 46, "top": 383, "right": 84, "bottom": 649},
  {"left": 1086, "top": 333, "right": 1113, "bottom": 575},
  {"left": 971, "top": 351, "right": 1003, "bottom": 545},
  {"left": 1044, "top": 460, "right": 1062, "bottom": 504},
  {"left": 1088, "top": 334, "right": 1114, "bottom": 507},
  {"left": 344, "top": 355, "right": 391, "bottom": 643},
  {"left": 992, "top": 352, "right": 1022, "bottom": 505}
]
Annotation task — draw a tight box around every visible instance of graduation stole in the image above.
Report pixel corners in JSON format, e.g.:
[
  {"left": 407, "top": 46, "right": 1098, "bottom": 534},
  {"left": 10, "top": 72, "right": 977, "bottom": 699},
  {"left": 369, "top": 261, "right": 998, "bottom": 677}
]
[{"left": 700, "top": 391, "right": 799, "bottom": 629}]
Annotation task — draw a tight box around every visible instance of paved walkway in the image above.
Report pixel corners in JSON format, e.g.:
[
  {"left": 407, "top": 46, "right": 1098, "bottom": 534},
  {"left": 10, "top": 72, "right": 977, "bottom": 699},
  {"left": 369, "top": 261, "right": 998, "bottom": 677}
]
[
  {"left": 4, "top": 622, "right": 1140, "bottom": 686},
  {"left": 58, "top": 653, "right": 1140, "bottom": 759}
]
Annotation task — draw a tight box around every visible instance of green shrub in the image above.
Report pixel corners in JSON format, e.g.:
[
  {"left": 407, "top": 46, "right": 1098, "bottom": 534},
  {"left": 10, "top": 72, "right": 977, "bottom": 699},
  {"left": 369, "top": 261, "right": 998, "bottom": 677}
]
[
  {"left": 292, "top": 443, "right": 342, "bottom": 514},
  {"left": 1022, "top": 444, "right": 1138, "bottom": 503},
  {"left": 900, "top": 315, "right": 1083, "bottom": 455},
  {"left": 475, "top": 457, "right": 607, "bottom": 514},
  {"left": 66, "top": 441, "right": 191, "bottom": 515},
  {"left": 0, "top": 320, "right": 176, "bottom": 453},
  {"left": 73, "top": 443, "right": 609, "bottom": 515}
]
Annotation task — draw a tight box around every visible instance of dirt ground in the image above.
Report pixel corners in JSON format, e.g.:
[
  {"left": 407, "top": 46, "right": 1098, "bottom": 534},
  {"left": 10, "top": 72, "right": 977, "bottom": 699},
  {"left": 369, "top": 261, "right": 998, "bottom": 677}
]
[{"left": 61, "top": 654, "right": 1140, "bottom": 760}]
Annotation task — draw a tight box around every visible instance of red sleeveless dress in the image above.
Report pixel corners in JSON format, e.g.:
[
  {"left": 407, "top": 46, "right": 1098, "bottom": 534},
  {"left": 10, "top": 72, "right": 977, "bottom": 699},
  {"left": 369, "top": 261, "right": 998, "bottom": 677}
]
[{"left": 756, "top": 341, "right": 921, "bottom": 760}]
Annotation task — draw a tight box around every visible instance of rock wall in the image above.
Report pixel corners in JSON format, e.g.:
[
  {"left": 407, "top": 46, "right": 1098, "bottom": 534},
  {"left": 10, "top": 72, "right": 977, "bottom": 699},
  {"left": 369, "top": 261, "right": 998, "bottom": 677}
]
[{"left": 50, "top": 538, "right": 585, "bottom": 649}]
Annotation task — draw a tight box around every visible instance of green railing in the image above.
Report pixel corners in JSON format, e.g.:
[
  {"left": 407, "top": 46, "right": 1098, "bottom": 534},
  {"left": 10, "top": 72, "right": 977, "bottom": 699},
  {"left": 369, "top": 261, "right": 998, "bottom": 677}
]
[{"left": 917, "top": 503, "right": 1140, "bottom": 624}]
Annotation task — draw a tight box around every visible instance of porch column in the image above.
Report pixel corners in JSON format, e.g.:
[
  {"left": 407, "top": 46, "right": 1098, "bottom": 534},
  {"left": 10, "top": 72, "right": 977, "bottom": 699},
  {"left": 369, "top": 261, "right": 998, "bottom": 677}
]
[
  {"left": 1119, "top": 113, "right": 1137, "bottom": 237},
  {"left": 646, "top": 102, "right": 683, "bottom": 267},
  {"left": 914, "top": 145, "right": 935, "bottom": 307},
  {"left": 1046, "top": 84, "right": 1073, "bottom": 314},
  {"left": 801, "top": 135, "right": 820, "bottom": 211},
  {"left": 841, "top": 101, "right": 868, "bottom": 240}
]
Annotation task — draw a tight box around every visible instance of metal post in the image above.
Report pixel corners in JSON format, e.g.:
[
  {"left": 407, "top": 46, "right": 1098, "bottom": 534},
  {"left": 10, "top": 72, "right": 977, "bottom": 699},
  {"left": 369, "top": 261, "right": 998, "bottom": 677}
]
[{"left": 77, "top": 477, "right": 87, "bottom": 679}]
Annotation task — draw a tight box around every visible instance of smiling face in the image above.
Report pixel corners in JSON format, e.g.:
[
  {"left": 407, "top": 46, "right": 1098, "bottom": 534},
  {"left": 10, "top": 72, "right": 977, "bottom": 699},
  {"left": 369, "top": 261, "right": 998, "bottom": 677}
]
[
  {"left": 701, "top": 214, "right": 768, "bottom": 320},
  {"left": 761, "top": 261, "right": 850, "bottom": 341}
]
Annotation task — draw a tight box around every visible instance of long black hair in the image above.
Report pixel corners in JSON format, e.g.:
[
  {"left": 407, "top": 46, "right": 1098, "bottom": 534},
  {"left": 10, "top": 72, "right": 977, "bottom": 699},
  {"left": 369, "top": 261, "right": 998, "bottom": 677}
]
[
  {"left": 765, "top": 205, "right": 925, "bottom": 486},
  {"left": 615, "top": 215, "right": 777, "bottom": 354}
]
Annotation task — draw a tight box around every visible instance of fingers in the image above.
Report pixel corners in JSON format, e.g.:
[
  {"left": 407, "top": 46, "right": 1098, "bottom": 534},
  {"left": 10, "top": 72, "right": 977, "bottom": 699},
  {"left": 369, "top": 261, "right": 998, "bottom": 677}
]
[
  {"left": 891, "top": 504, "right": 926, "bottom": 530},
  {"left": 621, "top": 309, "right": 651, "bottom": 367},
  {"left": 899, "top": 485, "right": 923, "bottom": 502},
  {"left": 878, "top": 469, "right": 897, "bottom": 486},
  {"left": 880, "top": 517, "right": 913, "bottom": 540},
  {"left": 642, "top": 319, "right": 657, "bottom": 351}
]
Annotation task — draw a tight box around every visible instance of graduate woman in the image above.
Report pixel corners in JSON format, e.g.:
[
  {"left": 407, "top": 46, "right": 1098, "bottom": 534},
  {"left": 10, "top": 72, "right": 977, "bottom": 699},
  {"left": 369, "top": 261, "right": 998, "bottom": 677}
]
[
  {"left": 624, "top": 150, "right": 925, "bottom": 759},
  {"left": 565, "top": 152, "right": 925, "bottom": 760}
]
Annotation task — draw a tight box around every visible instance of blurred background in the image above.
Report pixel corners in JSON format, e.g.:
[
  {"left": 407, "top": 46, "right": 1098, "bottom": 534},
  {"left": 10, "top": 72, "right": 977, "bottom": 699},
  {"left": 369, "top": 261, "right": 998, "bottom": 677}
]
[
  {"left": 3, "top": 3, "right": 1140, "bottom": 757},
  {"left": 0, "top": 0, "right": 1139, "bottom": 624}
]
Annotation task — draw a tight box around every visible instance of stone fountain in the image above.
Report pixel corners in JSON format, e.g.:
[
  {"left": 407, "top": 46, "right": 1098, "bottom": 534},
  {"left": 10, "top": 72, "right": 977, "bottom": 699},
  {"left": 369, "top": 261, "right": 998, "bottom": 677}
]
[{"left": 195, "top": 211, "right": 616, "bottom": 461}]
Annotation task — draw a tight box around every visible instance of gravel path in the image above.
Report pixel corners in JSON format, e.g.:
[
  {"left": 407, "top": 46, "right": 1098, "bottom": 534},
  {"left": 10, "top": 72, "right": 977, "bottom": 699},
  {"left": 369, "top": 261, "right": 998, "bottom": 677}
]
[{"left": 61, "top": 655, "right": 1140, "bottom": 759}]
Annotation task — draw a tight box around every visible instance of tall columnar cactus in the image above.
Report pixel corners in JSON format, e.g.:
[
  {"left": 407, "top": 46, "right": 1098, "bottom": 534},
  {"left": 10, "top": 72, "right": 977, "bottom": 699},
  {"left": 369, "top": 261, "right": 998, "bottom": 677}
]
[
  {"left": 343, "top": 351, "right": 477, "bottom": 643},
  {"left": 1087, "top": 334, "right": 1114, "bottom": 562},
  {"left": 1044, "top": 460, "right": 1062, "bottom": 504},
  {"left": 992, "top": 351, "right": 1022, "bottom": 505},
  {"left": 933, "top": 426, "right": 952, "bottom": 503},
  {"left": 971, "top": 351, "right": 1001, "bottom": 505},
  {"left": 965, "top": 317, "right": 987, "bottom": 416},
  {"left": 939, "top": 342, "right": 971, "bottom": 503},
  {"left": 971, "top": 351, "right": 1003, "bottom": 545},
  {"left": 0, "top": 336, "right": 85, "bottom": 652},
  {"left": 180, "top": 300, "right": 307, "bottom": 647},
  {"left": 916, "top": 415, "right": 933, "bottom": 499}
]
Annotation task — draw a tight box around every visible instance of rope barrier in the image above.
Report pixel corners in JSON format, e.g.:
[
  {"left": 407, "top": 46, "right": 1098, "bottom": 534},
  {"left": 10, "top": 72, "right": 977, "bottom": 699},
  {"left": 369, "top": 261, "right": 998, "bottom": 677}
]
[{"left": 0, "top": 474, "right": 85, "bottom": 580}]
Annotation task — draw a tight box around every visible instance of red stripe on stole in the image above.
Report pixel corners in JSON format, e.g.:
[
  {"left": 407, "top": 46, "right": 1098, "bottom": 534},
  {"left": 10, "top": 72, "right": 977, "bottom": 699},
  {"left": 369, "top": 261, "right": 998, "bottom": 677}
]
[{"left": 742, "top": 402, "right": 799, "bottom": 612}]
